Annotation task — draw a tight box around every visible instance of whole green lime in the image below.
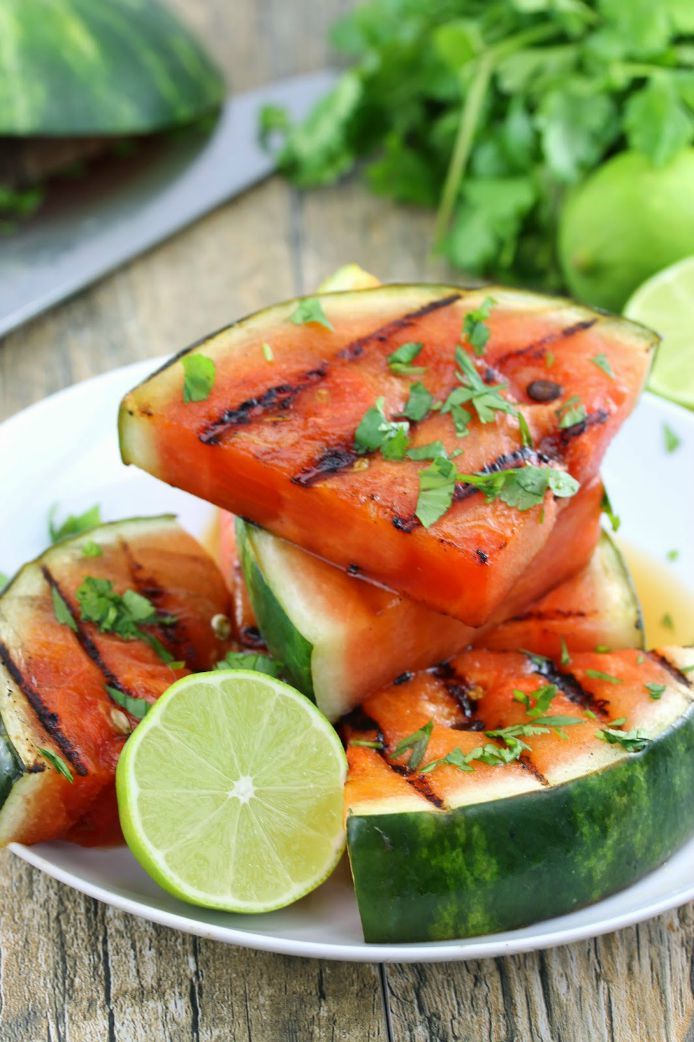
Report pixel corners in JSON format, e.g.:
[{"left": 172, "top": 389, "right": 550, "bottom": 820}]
[{"left": 558, "top": 149, "right": 694, "bottom": 313}]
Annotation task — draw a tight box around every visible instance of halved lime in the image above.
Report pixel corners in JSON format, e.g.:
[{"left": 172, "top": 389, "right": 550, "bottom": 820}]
[
  {"left": 116, "top": 670, "right": 347, "bottom": 913},
  {"left": 624, "top": 255, "right": 694, "bottom": 410}
]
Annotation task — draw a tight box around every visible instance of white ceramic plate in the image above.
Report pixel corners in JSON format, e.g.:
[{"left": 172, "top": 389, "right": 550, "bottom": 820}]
[{"left": 2, "top": 359, "right": 693, "bottom": 963}]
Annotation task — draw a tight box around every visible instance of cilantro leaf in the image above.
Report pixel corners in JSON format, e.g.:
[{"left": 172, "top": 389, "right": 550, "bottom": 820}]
[
  {"left": 350, "top": 738, "right": 385, "bottom": 750},
  {"left": 403, "top": 381, "right": 433, "bottom": 422},
  {"left": 557, "top": 396, "right": 587, "bottom": 429},
  {"left": 51, "top": 585, "right": 77, "bottom": 632},
  {"left": 38, "top": 747, "right": 74, "bottom": 782},
  {"left": 354, "top": 397, "right": 410, "bottom": 458},
  {"left": 598, "top": 727, "right": 650, "bottom": 753},
  {"left": 407, "top": 441, "right": 449, "bottom": 461},
  {"left": 262, "top": 342, "right": 274, "bottom": 362},
  {"left": 624, "top": 76, "right": 693, "bottom": 168},
  {"left": 601, "top": 488, "right": 621, "bottom": 532},
  {"left": 81, "top": 540, "right": 102, "bottom": 558},
  {"left": 388, "top": 341, "right": 426, "bottom": 376},
  {"left": 591, "top": 353, "right": 614, "bottom": 379},
  {"left": 76, "top": 577, "right": 177, "bottom": 664},
  {"left": 663, "top": 423, "right": 681, "bottom": 454},
  {"left": 290, "top": 298, "right": 334, "bottom": 330},
  {"left": 182, "top": 354, "right": 216, "bottom": 403},
  {"left": 49, "top": 503, "right": 101, "bottom": 545},
  {"left": 560, "top": 637, "right": 571, "bottom": 666},
  {"left": 462, "top": 297, "right": 494, "bottom": 356},
  {"left": 105, "top": 685, "right": 151, "bottom": 721},
  {"left": 645, "top": 682, "right": 666, "bottom": 700},
  {"left": 215, "top": 651, "right": 284, "bottom": 677},
  {"left": 456, "top": 465, "right": 578, "bottom": 512},
  {"left": 415, "top": 456, "right": 457, "bottom": 528},
  {"left": 661, "top": 612, "right": 674, "bottom": 630},
  {"left": 585, "top": 668, "right": 623, "bottom": 684},
  {"left": 392, "top": 719, "right": 434, "bottom": 771},
  {"left": 666, "top": 549, "right": 679, "bottom": 562}
]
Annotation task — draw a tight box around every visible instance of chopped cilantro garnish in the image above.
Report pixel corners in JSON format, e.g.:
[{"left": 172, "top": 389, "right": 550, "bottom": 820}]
[
  {"left": 601, "top": 488, "right": 621, "bottom": 532},
  {"left": 545, "top": 350, "right": 555, "bottom": 368},
  {"left": 49, "top": 503, "right": 101, "bottom": 545},
  {"left": 51, "top": 585, "right": 77, "bottom": 632},
  {"left": 440, "top": 388, "right": 472, "bottom": 437},
  {"left": 585, "top": 668, "right": 622, "bottom": 684},
  {"left": 350, "top": 738, "right": 384, "bottom": 750},
  {"left": 525, "top": 683, "right": 558, "bottom": 717},
  {"left": 560, "top": 638, "right": 571, "bottom": 666},
  {"left": 38, "top": 747, "right": 74, "bottom": 782},
  {"left": 402, "top": 381, "right": 433, "bottom": 422},
  {"left": 517, "top": 410, "right": 533, "bottom": 448},
  {"left": 594, "top": 644, "right": 611, "bottom": 653},
  {"left": 666, "top": 549, "right": 679, "bottom": 562},
  {"left": 354, "top": 397, "right": 410, "bottom": 458},
  {"left": 598, "top": 727, "right": 650, "bottom": 753},
  {"left": 645, "top": 682, "right": 666, "bottom": 700},
  {"left": 681, "top": 664, "right": 694, "bottom": 674},
  {"left": 81, "top": 540, "right": 102, "bottom": 558},
  {"left": 661, "top": 612, "right": 674, "bottom": 630},
  {"left": 76, "top": 577, "right": 177, "bottom": 664},
  {"left": 290, "top": 298, "right": 333, "bottom": 330},
  {"left": 407, "top": 441, "right": 458, "bottom": 461},
  {"left": 663, "top": 423, "right": 681, "bottom": 454},
  {"left": 414, "top": 456, "right": 457, "bottom": 528},
  {"left": 215, "top": 650, "right": 284, "bottom": 677},
  {"left": 462, "top": 297, "right": 494, "bottom": 356},
  {"left": 392, "top": 719, "right": 434, "bottom": 771},
  {"left": 182, "top": 354, "right": 216, "bottom": 403},
  {"left": 262, "top": 341, "right": 274, "bottom": 362},
  {"left": 105, "top": 685, "right": 151, "bottom": 720},
  {"left": 455, "top": 465, "right": 578, "bottom": 512},
  {"left": 591, "top": 353, "right": 614, "bottom": 379},
  {"left": 557, "top": 396, "right": 587, "bottom": 429},
  {"left": 388, "top": 341, "right": 426, "bottom": 376},
  {"left": 451, "top": 348, "right": 518, "bottom": 425}
]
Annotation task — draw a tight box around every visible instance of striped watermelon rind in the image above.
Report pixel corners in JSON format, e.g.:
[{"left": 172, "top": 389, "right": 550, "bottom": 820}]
[
  {"left": 346, "top": 647, "right": 694, "bottom": 943},
  {"left": 0, "top": 0, "right": 224, "bottom": 136},
  {"left": 236, "top": 519, "right": 643, "bottom": 721}
]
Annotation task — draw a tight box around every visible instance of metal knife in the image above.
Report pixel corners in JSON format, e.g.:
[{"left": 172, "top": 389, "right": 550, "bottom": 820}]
[{"left": 0, "top": 70, "right": 336, "bottom": 340}]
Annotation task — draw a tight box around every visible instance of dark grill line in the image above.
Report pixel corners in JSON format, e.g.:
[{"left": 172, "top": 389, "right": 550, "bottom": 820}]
[
  {"left": 494, "top": 318, "right": 598, "bottom": 367},
  {"left": 336, "top": 293, "right": 461, "bottom": 361},
  {"left": 510, "top": 607, "right": 589, "bottom": 623},
  {"left": 292, "top": 447, "right": 358, "bottom": 488},
  {"left": 389, "top": 762, "right": 446, "bottom": 808},
  {"left": 0, "top": 637, "right": 88, "bottom": 775},
  {"left": 199, "top": 293, "right": 461, "bottom": 445},
  {"left": 118, "top": 538, "right": 194, "bottom": 667},
  {"left": 527, "top": 655, "right": 610, "bottom": 717},
  {"left": 519, "top": 755, "right": 550, "bottom": 787},
  {"left": 453, "top": 446, "right": 545, "bottom": 504},
  {"left": 42, "top": 567, "right": 141, "bottom": 702},
  {"left": 200, "top": 366, "right": 328, "bottom": 444},
  {"left": 646, "top": 650, "right": 694, "bottom": 690},
  {"left": 537, "top": 409, "right": 609, "bottom": 458}
]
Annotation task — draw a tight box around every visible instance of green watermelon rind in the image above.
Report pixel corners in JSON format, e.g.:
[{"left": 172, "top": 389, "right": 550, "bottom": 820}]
[
  {"left": 0, "top": 0, "right": 224, "bottom": 136},
  {"left": 347, "top": 701, "right": 694, "bottom": 943}
]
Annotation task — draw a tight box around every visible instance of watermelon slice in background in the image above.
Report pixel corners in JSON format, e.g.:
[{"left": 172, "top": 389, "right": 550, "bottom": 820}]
[
  {"left": 0, "top": 516, "right": 232, "bottom": 847},
  {"left": 119, "top": 283, "right": 655, "bottom": 626},
  {"left": 0, "top": 0, "right": 224, "bottom": 138}
]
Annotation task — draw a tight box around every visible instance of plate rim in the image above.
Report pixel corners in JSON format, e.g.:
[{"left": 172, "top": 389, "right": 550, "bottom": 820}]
[{"left": 4, "top": 355, "right": 694, "bottom": 962}]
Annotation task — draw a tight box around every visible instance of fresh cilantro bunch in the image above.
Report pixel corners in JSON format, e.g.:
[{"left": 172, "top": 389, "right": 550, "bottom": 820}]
[{"left": 262, "top": 0, "right": 694, "bottom": 290}]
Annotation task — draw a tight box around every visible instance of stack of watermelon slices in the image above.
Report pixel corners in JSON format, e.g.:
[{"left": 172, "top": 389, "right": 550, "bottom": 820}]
[{"left": 117, "top": 268, "right": 694, "bottom": 942}]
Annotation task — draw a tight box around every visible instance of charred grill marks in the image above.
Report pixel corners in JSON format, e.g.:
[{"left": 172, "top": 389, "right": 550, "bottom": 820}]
[
  {"left": 0, "top": 637, "right": 88, "bottom": 775},
  {"left": 392, "top": 514, "right": 418, "bottom": 533},
  {"left": 389, "top": 762, "right": 445, "bottom": 808},
  {"left": 199, "top": 294, "right": 460, "bottom": 444},
  {"left": 336, "top": 293, "right": 461, "bottom": 361},
  {"left": 646, "top": 650, "right": 694, "bottom": 690},
  {"left": 200, "top": 366, "right": 328, "bottom": 444},
  {"left": 528, "top": 655, "right": 610, "bottom": 717},
  {"left": 292, "top": 447, "right": 358, "bottom": 488},
  {"left": 495, "top": 318, "right": 598, "bottom": 367},
  {"left": 538, "top": 409, "right": 609, "bottom": 457},
  {"left": 519, "top": 755, "right": 550, "bottom": 786}
]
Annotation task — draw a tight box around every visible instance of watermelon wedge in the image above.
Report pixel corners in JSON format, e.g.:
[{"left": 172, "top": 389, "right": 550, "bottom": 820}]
[
  {"left": 225, "top": 476, "right": 640, "bottom": 719},
  {"left": 0, "top": 516, "right": 231, "bottom": 846},
  {"left": 119, "top": 285, "right": 655, "bottom": 626},
  {"left": 345, "top": 645, "right": 694, "bottom": 943}
]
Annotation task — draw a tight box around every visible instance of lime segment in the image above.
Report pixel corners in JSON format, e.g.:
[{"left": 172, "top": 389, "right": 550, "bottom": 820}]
[
  {"left": 116, "top": 670, "right": 347, "bottom": 913},
  {"left": 625, "top": 255, "right": 694, "bottom": 410}
]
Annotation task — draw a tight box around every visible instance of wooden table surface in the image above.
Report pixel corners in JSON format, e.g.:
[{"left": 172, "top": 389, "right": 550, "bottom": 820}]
[{"left": 1, "top": 2, "right": 692, "bottom": 1039}]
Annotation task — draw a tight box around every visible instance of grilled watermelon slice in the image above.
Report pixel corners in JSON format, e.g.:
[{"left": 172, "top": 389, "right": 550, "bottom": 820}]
[
  {"left": 0, "top": 516, "right": 231, "bottom": 846},
  {"left": 119, "top": 285, "right": 655, "bottom": 626},
  {"left": 229, "top": 476, "right": 641, "bottom": 719},
  {"left": 345, "top": 645, "right": 694, "bottom": 943},
  {"left": 0, "top": 0, "right": 224, "bottom": 136}
]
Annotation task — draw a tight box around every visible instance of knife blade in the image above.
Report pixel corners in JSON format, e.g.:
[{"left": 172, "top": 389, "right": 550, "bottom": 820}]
[{"left": 0, "top": 69, "right": 336, "bottom": 340}]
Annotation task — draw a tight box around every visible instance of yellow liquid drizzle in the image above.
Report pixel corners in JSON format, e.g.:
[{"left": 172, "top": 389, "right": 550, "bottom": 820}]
[{"left": 618, "top": 542, "right": 694, "bottom": 648}]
